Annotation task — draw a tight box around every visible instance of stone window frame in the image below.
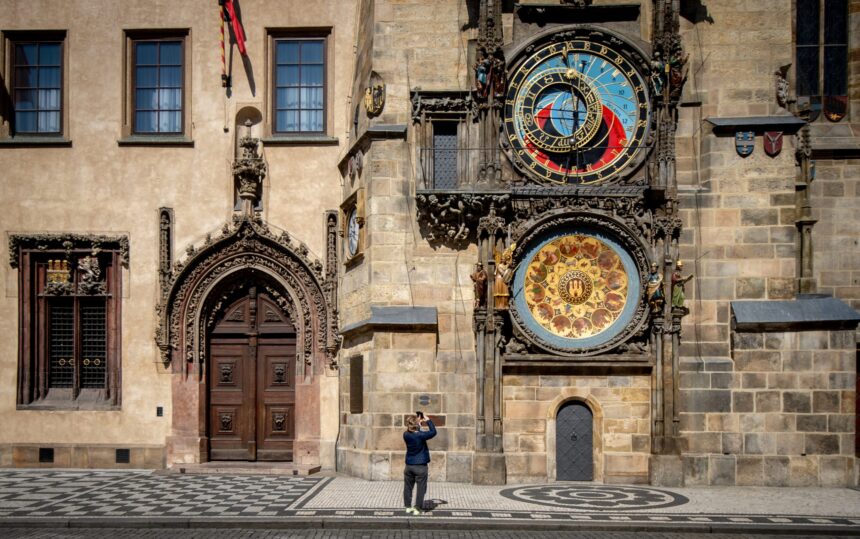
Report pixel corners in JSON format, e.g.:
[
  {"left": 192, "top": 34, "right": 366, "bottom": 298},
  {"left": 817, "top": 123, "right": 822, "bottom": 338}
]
[
  {"left": 10, "top": 235, "right": 127, "bottom": 410},
  {"left": 410, "top": 91, "right": 473, "bottom": 190},
  {"left": 119, "top": 29, "right": 193, "bottom": 145},
  {"left": 0, "top": 30, "right": 71, "bottom": 145}
]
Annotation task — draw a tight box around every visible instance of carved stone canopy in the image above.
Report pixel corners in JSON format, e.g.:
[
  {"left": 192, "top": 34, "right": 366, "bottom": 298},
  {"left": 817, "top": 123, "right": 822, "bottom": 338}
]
[
  {"left": 9, "top": 233, "right": 130, "bottom": 269},
  {"left": 155, "top": 215, "right": 338, "bottom": 372}
]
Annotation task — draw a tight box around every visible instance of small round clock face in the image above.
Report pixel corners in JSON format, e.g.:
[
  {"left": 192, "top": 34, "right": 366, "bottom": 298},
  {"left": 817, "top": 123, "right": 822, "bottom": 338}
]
[
  {"left": 504, "top": 39, "right": 650, "bottom": 184},
  {"left": 347, "top": 209, "right": 359, "bottom": 257}
]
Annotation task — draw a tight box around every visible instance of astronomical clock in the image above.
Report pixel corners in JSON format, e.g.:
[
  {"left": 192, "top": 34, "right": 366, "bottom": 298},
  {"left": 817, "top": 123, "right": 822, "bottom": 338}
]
[
  {"left": 503, "top": 36, "right": 651, "bottom": 185},
  {"left": 498, "top": 28, "right": 656, "bottom": 357}
]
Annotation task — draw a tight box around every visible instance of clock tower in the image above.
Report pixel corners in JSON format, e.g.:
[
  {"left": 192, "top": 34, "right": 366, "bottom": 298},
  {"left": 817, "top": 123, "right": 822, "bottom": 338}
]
[{"left": 412, "top": 0, "right": 689, "bottom": 485}]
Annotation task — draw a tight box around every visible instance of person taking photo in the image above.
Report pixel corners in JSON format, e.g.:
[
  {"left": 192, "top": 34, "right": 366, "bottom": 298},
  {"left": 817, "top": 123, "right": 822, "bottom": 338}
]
[{"left": 403, "top": 411, "right": 436, "bottom": 515}]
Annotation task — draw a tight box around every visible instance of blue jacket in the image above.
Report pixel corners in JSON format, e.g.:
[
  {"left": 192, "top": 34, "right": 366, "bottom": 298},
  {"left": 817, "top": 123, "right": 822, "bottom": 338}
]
[{"left": 403, "top": 419, "right": 436, "bottom": 465}]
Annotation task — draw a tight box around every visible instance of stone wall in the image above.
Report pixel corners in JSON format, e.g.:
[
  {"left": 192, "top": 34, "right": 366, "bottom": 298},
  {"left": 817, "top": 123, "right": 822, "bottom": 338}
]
[
  {"left": 679, "top": 328, "right": 856, "bottom": 486},
  {"left": 336, "top": 0, "right": 480, "bottom": 482},
  {"left": 810, "top": 158, "right": 860, "bottom": 311},
  {"left": 502, "top": 373, "right": 651, "bottom": 484}
]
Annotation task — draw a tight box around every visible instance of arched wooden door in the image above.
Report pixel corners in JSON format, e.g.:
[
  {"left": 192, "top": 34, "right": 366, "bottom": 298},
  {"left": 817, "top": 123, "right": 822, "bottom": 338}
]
[{"left": 208, "top": 286, "right": 296, "bottom": 461}]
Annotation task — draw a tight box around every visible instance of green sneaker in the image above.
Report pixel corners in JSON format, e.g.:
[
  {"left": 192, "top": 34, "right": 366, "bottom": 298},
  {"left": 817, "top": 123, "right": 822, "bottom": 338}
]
[
  {"left": 411, "top": 507, "right": 423, "bottom": 515},
  {"left": 405, "top": 507, "right": 415, "bottom": 515}
]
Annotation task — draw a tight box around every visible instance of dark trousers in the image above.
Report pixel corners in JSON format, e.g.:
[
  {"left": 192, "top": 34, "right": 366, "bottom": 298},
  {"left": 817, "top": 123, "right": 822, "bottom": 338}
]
[{"left": 403, "top": 464, "right": 428, "bottom": 509}]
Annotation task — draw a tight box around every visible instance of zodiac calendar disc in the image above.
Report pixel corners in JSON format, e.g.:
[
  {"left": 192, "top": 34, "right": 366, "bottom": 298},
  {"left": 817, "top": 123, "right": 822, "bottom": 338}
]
[{"left": 513, "top": 230, "right": 641, "bottom": 351}]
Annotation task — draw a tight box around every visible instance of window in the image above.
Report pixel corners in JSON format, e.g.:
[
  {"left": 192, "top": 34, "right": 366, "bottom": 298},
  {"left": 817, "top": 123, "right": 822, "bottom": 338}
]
[
  {"left": 2, "top": 31, "right": 66, "bottom": 137},
  {"left": 11, "top": 235, "right": 127, "bottom": 409},
  {"left": 122, "top": 30, "right": 189, "bottom": 140},
  {"left": 272, "top": 37, "right": 325, "bottom": 133},
  {"left": 796, "top": 0, "right": 848, "bottom": 121},
  {"left": 349, "top": 355, "right": 363, "bottom": 414},
  {"left": 132, "top": 39, "right": 183, "bottom": 133},
  {"left": 432, "top": 121, "right": 459, "bottom": 189}
]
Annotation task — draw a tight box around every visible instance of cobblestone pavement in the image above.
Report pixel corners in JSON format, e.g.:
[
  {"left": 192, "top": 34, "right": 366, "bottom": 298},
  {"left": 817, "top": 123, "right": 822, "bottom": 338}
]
[
  {"left": 3, "top": 531, "right": 858, "bottom": 539},
  {"left": 0, "top": 470, "right": 859, "bottom": 534}
]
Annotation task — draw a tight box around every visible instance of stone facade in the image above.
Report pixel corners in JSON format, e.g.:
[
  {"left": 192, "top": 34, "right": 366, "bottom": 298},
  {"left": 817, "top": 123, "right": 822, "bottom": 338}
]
[{"left": 0, "top": 0, "right": 858, "bottom": 487}]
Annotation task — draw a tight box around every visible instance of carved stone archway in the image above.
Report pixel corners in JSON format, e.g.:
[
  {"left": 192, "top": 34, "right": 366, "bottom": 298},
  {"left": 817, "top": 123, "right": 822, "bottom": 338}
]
[{"left": 155, "top": 216, "right": 338, "bottom": 466}]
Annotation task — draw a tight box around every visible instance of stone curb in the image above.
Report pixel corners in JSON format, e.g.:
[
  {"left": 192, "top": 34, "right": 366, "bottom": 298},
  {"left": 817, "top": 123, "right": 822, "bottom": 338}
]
[{"left": 2, "top": 516, "right": 860, "bottom": 535}]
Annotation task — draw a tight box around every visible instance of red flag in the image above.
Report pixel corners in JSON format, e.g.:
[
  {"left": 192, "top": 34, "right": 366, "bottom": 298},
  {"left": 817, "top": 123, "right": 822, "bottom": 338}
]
[{"left": 222, "top": 0, "right": 247, "bottom": 56}]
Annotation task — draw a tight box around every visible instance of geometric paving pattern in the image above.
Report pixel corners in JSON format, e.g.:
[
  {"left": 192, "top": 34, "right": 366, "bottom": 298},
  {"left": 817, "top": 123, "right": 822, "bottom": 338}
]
[
  {"left": 1, "top": 471, "right": 859, "bottom": 532},
  {"left": 0, "top": 471, "right": 328, "bottom": 518},
  {"left": 499, "top": 484, "right": 689, "bottom": 511}
]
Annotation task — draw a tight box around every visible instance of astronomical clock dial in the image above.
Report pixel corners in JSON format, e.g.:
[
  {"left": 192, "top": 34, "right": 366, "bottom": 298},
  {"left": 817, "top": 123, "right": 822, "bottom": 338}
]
[
  {"left": 504, "top": 38, "right": 650, "bottom": 184},
  {"left": 347, "top": 208, "right": 360, "bottom": 257}
]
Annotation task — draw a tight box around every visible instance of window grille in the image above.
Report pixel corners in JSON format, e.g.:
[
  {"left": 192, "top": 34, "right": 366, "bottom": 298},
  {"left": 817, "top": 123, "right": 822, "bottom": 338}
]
[
  {"left": 81, "top": 300, "right": 107, "bottom": 389},
  {"left": 432, "top": 122, "right": 458, "bottom": 189},
  {"left": 48, "top": 302, "right": 74, "bottom": 388}
]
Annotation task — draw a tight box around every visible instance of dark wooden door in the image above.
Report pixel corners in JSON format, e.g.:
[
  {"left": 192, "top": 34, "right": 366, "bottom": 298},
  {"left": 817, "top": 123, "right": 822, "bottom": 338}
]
[
  {"left": 556, "top": 401, "right": 593, "bottom": 481},
  {"left": 209, "top": 287, "right": 296, "bottom": 461}
]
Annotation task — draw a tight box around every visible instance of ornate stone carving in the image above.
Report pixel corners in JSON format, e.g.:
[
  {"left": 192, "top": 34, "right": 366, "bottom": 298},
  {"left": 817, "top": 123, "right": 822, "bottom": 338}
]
[
  {"left": 775, "top": 64, "right": 791, "bottom": 109},
  {"left": 416, "top": 192, "right": 510, "bottom": 245},
  {"left": 44, "top": 259, "right": 73, "bottom": 295},
  {"left": 154, "top": 216, "right": 337, "bottom": 372},
  {"left": 410, "top": 91, "right": 476, "bottom": 122},
  {"left": 9, "top": 234, "right": 129, "bottom": 269},
  {"left": 159, "top": 208, "right": 174, "bottom": 299},
  {"left": 233, "top": 120, "right": 267, "bottom": 213},
  {"left": 77, "top": 255, "right": 106, "bottom": 295}
]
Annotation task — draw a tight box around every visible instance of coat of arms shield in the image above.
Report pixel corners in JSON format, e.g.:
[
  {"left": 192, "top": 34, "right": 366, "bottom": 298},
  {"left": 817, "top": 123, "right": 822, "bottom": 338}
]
[
  {"left": 763, "top": 131, "right": 783, "bottom": 157},
  {"left": 735, "top": 131, "right": 755, "bottom": 157}
]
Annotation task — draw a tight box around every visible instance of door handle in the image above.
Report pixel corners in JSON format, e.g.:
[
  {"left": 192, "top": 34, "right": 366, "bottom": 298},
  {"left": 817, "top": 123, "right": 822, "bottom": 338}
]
[{"left": 571, "top": 432, "right": 578, "bottom": 441}]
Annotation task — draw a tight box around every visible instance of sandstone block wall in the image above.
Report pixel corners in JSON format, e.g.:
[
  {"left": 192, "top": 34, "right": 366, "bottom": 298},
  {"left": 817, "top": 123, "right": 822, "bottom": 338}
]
[
  {"left": 502, "top": 373, "right": 651, "bottom": 484},
  {"left": 810, "top": 158, "right": 860, "bottom": 311},
  {"left": 680, "top": 329, "right": 856, "bottom": 486}
]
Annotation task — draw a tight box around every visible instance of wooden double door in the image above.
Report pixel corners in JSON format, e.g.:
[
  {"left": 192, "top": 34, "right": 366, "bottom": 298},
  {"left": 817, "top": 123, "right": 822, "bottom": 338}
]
[{"left": 208, "top": 287, "right": 296, "bottom": 461}]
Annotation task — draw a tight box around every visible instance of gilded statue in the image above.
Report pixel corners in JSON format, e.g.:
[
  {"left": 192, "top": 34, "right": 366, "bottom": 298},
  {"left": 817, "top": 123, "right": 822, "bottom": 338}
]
[{"left": 493, "top": 242, "right": 516, "bottom": 310}]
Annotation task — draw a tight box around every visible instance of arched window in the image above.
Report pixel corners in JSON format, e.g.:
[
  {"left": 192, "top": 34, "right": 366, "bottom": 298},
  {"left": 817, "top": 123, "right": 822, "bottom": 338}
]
[{"left": 796, "top": 0, "right": 848, "bottom": 121}]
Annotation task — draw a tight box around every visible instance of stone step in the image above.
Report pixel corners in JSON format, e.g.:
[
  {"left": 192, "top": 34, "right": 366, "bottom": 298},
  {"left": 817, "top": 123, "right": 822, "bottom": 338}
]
[{"left": 168, "top": 462, "right": 321, "bottom": 476}]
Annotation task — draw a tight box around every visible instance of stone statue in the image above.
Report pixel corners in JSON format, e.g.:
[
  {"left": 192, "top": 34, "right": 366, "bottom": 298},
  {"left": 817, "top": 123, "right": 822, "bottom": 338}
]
[
  {"left": 470, "top": 262, "right": 488, "bottom": 309},
  {"left": 671, "top": 260, "right": 693, "bottom": 311},
  {"left": 493, "top": 243, "right": 516, "bottom": 311},
  {"left": 646, "top": 262, "right": 664, "bottom": 312}
]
